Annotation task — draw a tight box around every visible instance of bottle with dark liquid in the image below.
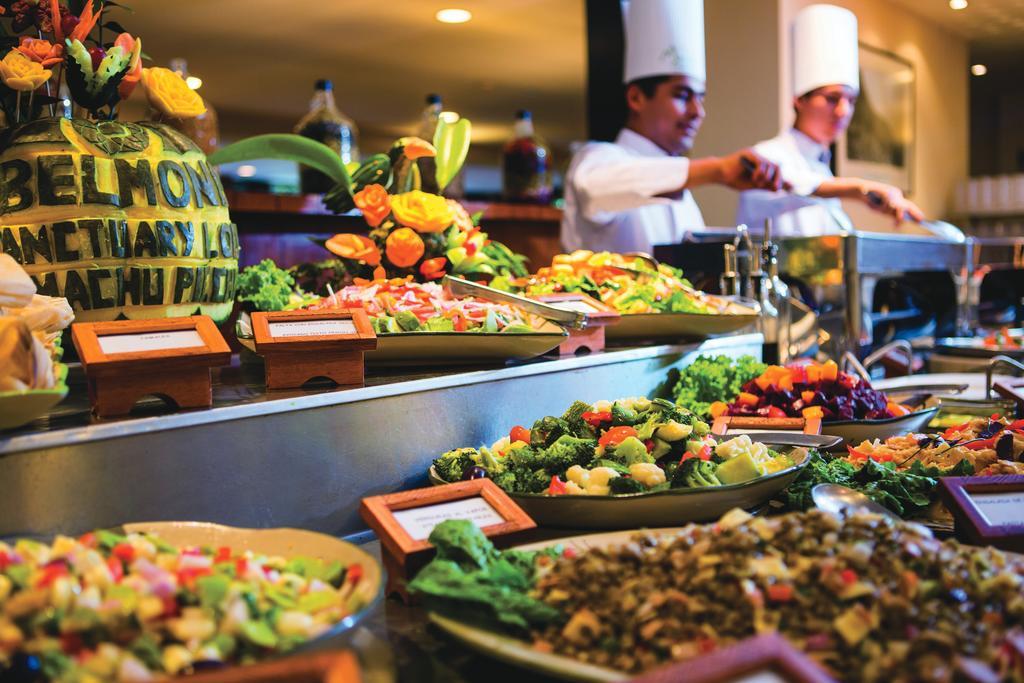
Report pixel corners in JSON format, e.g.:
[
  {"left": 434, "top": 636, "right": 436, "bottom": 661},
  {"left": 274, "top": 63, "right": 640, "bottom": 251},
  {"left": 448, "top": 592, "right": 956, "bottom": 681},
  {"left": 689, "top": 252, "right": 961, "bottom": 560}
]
[
  {"left": 416, "top": 93, "right": 442, "bottom": 194},
  {"left": 295, "top": 79, "right": 359, "bottom": 194},
  {"left": 502, "top": 110, "right": 552, "bottom": 204}
]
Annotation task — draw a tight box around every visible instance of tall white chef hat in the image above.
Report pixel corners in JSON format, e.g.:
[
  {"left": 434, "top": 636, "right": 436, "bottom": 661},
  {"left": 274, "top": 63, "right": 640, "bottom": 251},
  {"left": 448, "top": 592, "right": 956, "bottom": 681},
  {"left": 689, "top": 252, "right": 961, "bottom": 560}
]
[
  {"left": 623, "top": 0, "right": 706, "bottom": 84},
  {"left": 792, "top": 4, "right": 859, "bottom": 96}
]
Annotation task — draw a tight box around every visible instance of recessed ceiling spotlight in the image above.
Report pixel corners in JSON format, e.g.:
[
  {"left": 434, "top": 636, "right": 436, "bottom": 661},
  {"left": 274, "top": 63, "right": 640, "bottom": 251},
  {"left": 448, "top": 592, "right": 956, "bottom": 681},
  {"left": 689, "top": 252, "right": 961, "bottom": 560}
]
[
  {"left": 971, "top": 63, "right": 987, "bottom": 76},
  {"left": 949, "top": 0, "right": 968, "bottom": 10},
  {"left": 436, "top": 8, "right": 472, "bottom": 24},
  {"left": 185, "top": 76, "right": 203, "bottom": 90}
]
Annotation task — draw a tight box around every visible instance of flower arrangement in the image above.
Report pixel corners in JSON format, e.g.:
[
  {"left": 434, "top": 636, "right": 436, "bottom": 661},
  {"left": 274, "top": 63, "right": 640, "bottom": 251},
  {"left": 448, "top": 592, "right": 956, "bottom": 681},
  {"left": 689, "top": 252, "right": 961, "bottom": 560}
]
[
  {"left": 210, "top": 117, "right": 530, "bottom": 283},
  {"left": 0, "top": 0, "right": 203, "bottom": 123}
]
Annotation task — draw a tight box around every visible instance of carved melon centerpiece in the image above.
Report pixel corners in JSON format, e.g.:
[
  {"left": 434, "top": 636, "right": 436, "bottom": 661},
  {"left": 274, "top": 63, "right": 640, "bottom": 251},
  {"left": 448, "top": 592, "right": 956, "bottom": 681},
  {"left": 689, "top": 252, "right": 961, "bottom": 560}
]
[{"left": 0, "top": 117, "right": 237, "bottom": 322}]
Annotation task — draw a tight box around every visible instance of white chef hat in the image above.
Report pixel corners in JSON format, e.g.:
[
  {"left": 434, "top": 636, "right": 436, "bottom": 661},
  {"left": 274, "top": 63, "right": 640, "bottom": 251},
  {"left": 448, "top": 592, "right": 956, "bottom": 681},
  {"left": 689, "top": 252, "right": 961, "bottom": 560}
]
[
  {"left": 792, "top": 4, "right": 859, "bottom": 97},
  {"left": 623, "top": 0, "right": 706, "bottom": 84}
]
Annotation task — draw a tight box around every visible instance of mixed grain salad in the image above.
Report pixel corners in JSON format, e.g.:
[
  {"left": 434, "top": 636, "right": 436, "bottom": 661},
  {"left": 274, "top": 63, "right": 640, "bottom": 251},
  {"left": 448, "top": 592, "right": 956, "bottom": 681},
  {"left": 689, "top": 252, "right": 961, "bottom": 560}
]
[{"left": 413, "top": 512, "right": 1024, "bottom": 682}]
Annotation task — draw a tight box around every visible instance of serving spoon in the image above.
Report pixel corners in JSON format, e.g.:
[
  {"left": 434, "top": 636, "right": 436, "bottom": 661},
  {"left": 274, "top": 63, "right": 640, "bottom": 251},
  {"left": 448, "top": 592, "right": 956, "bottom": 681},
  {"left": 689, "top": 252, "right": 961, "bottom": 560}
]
[{"left": 811, "top": 483, "right": 901, "bottom": 522}]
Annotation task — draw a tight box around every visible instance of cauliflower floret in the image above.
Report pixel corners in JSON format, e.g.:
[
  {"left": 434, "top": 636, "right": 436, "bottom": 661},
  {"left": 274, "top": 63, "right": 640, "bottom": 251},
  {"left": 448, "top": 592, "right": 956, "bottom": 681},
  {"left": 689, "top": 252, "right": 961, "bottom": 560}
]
[
  {"left": 592, "top": 399, "right": 613, "bottom": 413},
  {"left": 565, "top": 481, "right": 586, "bottom": 495},
  {"left": 566, "top": 465, "right": 590, "bottom": 487},
  {"left": 587, "top": 467, "right": 620, "bottom": 487},
  {"left": 628, "top": 462, "right": 666, "bottom": 488},
  {"left": 716, "top": 434, "right": 753, "bottom": 460},
  {"left": 585, "top": 485, "right": 611, "bottom": 496}
]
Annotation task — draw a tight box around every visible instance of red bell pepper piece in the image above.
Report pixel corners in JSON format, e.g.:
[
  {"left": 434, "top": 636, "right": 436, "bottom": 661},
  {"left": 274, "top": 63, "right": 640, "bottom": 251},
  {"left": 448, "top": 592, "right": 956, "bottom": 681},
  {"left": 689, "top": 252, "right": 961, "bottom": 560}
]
[
  {"left": 840, "top": 569, "right": 858, "bottom": 585},
  {"left": 965, "top": 437, "right": 999, "bottom": 451},
  {"left": 766, "top": 406, "right": 787, "bottom": 419},
  {"left": 598, "top": 425, "right": 638, "bottom": 447},
  {"left": 547, "top": 475, "right": 568, "bottom": 496},
  {"left": 112, "top": 543, "right": 136, "bottom": 563},
  {"left": 235, "top": 558, "right": 248, "bottom": 577},
  {"left": 697, "top": 444, "right": 712, "bottom": 461},
  {"left": 644, "top": 439, "right": 655, "bottom": 453},
  {"left": 846, "top": 445, "right": 870, "bottom": 461},
  {"left": 106, "top": 557, "right": 124, "bottom": 583},
  {"left": 581, "top": 411, "right": 612, "bottom": 427},
  {"left": 36, "top": 562, "right": 69, "bottom": 588},
  {"left": 347, "top": 563, "right": 363, "bottom": 586},
  {"left": 77, "top": 532, "right": 97, "bottom": 548},
  {"left": 0, "top": 552, "right": 9, "bottom": 571},
  {"left": 767, "top": 584, "right": 794, "bottom": 602}
]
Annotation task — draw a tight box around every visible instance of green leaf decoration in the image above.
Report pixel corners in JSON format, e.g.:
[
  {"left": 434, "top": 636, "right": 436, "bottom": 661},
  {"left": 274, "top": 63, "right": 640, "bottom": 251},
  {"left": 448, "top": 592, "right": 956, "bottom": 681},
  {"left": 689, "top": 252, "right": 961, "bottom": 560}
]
[
  {"left": 433, "top": 117, "right": 471, "bottom": 192},
  {"left": 208, "top": 134, "right": 352, "bottom": 188}
]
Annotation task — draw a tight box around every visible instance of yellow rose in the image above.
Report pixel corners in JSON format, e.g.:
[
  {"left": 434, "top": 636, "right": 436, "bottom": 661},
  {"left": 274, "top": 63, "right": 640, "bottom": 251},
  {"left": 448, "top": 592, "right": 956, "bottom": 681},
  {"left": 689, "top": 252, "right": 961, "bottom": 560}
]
[
  {"left": 389, "top": 190, "right": 454, "bottom": 234},
  {"left": 141, "top": 67, "right": 206, "bottom": 119},
  {"left": 0, "top": 50, "right": 51, "bottom": 92}
]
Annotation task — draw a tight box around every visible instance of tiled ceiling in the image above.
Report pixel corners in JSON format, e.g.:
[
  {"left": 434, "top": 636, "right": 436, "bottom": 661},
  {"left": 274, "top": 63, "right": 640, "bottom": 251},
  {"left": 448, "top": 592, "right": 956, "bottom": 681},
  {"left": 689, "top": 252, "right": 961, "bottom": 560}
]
[{"left": 120, "top": 0, "right": 587, "bottom": 154}]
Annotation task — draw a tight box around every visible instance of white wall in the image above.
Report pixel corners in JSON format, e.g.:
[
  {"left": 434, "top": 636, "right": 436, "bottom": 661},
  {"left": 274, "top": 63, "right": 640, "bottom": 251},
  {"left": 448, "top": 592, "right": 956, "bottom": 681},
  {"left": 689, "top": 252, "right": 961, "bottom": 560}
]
[{"left": 691, "top": 0, "right": 968, "bottom": 229}]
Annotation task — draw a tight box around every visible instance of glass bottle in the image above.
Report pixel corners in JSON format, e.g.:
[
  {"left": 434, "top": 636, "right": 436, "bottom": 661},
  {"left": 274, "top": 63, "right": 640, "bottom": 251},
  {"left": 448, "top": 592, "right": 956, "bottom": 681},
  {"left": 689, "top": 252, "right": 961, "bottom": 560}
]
[
  {"left": 166, "top": 58, "right": 220, "bottom": 155},
  {"left": 502, "top": 110, "right": 553, "bottom": 204},
  {"left": 416, "top": 93, "right": 442, "bottom": 194},
  {"left": 294, "top": 80, "right": 359, "bottom": 194}
]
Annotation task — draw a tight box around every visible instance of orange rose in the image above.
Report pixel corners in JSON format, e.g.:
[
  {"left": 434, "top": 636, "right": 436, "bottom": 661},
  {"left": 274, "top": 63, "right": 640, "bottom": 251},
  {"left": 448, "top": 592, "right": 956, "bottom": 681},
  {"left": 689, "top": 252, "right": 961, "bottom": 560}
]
[
  {"left": 353, "top": 184, "right": 391, "bottom": 228},
  {"left": 16, "top": 38, "right": 62, "bottom": 67},
  {"left": 385, "top": 228, "right": 425, "bottom": 268},
  {"left": 325, "top": 233, "right": 381, "bottom": 266},
  {"left": 401, "top": 137, "right": 437, "bottom": 160},
  {"left": 419, "top": 257, "right": 448, "bottom": 281},
  {"left": 390, "top": 190, "right": 453, "bottom": 234}
]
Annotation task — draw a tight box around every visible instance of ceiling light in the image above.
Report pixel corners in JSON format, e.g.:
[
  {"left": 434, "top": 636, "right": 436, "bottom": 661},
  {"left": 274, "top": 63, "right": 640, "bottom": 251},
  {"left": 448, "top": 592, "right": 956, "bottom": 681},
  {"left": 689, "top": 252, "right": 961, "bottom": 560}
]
[
  {"left": 949, "top": 0, "right": 968, "bottom": 9},
  {"left": 185, "top": 76, "right": 203, "bottom": 90},
  {"left": 971, "top": 63, "right": 987, "bottom": 76},
  {"left": 237, "top": 165, "right": 257, "bottom": 178},
  {"left": 439, "top": 111, "right": 460, "bottom": 124},
  {"left": 436, "top": 8, "right": 472, "bottom": 24}
]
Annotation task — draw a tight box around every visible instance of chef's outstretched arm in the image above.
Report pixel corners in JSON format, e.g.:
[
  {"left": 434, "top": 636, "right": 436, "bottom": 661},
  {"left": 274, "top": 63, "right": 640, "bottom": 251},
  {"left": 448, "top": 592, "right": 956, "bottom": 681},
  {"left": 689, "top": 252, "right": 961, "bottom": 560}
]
[
  {"left": 814, "top": 178, "right": 925, "bottom": 224},
  {"left": 573, "top": 148, "right": 786, "bottom": 219}
]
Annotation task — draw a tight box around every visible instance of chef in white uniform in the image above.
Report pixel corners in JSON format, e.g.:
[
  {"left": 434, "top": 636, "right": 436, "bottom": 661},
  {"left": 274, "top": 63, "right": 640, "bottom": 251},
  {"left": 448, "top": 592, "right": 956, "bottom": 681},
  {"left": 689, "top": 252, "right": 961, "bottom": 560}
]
[
  {"left": 736, "top": 4, "right": 924, "bottom": 236},
  {"left": 561, "top": 0, "right": 785, "bottom": 254}
]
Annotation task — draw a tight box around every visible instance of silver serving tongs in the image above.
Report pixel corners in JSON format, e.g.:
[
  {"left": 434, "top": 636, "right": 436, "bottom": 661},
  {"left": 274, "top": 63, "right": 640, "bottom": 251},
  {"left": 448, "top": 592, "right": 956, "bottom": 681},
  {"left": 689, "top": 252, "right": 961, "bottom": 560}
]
[{"left": 442, "top": 276, "right": 588, "bottom": 330}]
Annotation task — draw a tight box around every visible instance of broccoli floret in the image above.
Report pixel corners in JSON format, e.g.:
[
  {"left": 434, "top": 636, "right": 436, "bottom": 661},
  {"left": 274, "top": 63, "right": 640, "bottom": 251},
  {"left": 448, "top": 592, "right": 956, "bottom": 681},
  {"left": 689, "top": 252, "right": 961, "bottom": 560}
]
[
  {"left": 490, "top": 470, "right": 518, "bottom": 492},
  {"left": 561, "top": 400, "right": 596, "bottom": 437},
  {"left": 610, "top": 477, "right": 646, "bottom": 495},
  {"left": 611, "top": 402, "right": 641, "bottom": 426},
  {"left": 524, "top": 468, "right": 553, "bottom": 493},
  {"left": 538, "top": 435, "right": 597, "bottom": 472},
  {"left": 530, "top": 416, "right": 572, "bottom": 448},
  {"left": 507, "top": 445, "right": 539, "bottom": 469},
  {"left": 433, "top": 448, "right": 481, "bottom": 482},
  {"left": 673, "top": 458, "right": 723, "bottom": 488},
  {"left": 607, "top": 436, "right": 653, "bottom": 465}
]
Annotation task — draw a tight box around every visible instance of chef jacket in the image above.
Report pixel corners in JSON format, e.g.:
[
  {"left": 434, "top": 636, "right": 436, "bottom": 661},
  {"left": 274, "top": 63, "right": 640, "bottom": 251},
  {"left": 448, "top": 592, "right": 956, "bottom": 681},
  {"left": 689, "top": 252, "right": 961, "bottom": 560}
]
[
  {"left": 560, "top": 128, "right": 705, "bottom": 254},
  {"left": 735, "top": 128, "right": 851, "bottom": 236}
]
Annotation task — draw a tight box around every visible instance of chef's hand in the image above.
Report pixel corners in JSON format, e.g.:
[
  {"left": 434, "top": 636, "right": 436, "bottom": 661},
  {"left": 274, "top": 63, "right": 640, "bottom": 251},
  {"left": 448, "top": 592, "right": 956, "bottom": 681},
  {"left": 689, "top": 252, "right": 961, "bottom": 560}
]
[
  {"left": 860, "top": 181, "right": 925, "bottom": 224},
  {"left": 720, "top": 150, "right": 789, "bottom": 192}
]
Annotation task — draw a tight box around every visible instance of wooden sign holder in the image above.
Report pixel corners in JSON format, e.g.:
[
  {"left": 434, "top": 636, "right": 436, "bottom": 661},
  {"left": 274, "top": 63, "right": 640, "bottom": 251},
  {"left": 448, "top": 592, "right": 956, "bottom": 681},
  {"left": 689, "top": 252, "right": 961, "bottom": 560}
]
[
  {"left": 186, "top": 650, "right": 361, "bottom": 683},
  {"left": 71, "top": 316, "right": 231, "bottom": 418},
  {"left": 360, "top": 479, "right": 535, "bottom": 600},
  {"left": 993, "top": 377, "right": 1024, "bottom": 414},
  {"left": 251, "top": 309, "right": 377, "bottom": 390},
  {"left": 938, "top": 475, "right": 1024, "bottom": 552},
  {"left": 534, "top": 292, "right": 621, "bottom": 355},
  {"left": 628, "top": 633, "right": 836, "bottom": 683},
  {"left": 712, "top": 415, "right": 823, "bottom": 436}
]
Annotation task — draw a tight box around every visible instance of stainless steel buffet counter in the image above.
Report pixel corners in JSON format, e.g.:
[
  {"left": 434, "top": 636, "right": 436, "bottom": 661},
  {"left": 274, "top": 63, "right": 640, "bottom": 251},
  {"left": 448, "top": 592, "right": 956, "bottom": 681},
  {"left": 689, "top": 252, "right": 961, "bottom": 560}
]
[{"left": 0, "top": 334, "right": 763, "bottom": 539}]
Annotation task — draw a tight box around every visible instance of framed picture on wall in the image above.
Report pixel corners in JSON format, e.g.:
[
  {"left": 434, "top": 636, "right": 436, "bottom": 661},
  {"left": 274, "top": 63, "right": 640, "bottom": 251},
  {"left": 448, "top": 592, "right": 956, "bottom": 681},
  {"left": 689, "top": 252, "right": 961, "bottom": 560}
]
[{"left": 836, "top": 43, "right": 915, "bottom": 194}]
